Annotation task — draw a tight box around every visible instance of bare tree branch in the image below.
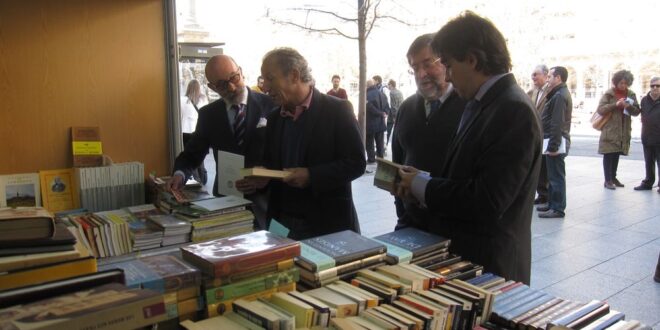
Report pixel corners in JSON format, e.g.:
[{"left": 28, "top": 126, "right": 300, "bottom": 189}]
[
  {"left": 287, "top": 7, "right": 357, "bottom": 22},
  {"left": 376, "top": 14, "right": 415, "bottom": 26},
  {"left": 365, "top": 0, "right": 381, "bottom": 38},
  {"left": 270, "top": 19, "right": 358, "bottom": 40}
]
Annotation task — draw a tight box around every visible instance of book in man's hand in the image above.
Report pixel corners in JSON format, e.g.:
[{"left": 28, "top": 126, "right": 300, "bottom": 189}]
[
  {"left": 240, "top": 167, "right": 291, "bottom": 179},
  {"left": 0, "top": 207, "right": 55, "bottom": 241},
  {"left": 374, "top": 157, "right": 403, "bottom": 193}
]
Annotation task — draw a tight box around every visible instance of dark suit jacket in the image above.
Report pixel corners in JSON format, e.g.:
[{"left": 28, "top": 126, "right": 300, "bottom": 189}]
[
  {"left": 392, "top": 90, "right": 465, "bottom": 227},
  {"left": 423, "top": 74, "right": 542, "bottom": 284},
  {"left": 366, "top": 86, "right": 388, "bottom": 133},
  {"left": 264, "top": 88, "right": 366, "bottom": 239},
  {"left": 173, "top": 88, "right": 275, "bottom": 196}
]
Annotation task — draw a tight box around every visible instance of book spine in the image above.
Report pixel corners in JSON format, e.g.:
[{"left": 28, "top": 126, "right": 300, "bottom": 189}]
[
  {"left": 214, "top": 243, "right": 301, "bottom": 277},
  {"left": 231, "top": 301, "right": 276, "bottom": 329},
  {"left": 205, "top": 268, "right": 299, "bottom": 304}
]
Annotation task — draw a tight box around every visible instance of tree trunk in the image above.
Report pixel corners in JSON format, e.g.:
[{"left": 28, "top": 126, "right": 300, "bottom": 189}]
[{"left": 357, "top": 0, "right": 367, "bottom": 147}]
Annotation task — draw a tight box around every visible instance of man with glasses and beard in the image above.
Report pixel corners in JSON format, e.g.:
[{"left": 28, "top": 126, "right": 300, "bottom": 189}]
[
  {"left": 391, "top": 33, "right": 466, "bottom": 230},
  {"left": 167, "top": 54, "right": 275, "bottom": 228}
]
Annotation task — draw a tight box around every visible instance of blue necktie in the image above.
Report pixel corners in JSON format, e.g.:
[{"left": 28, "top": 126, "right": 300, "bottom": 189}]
[
  {"left": 232, "top": 104, "right": 246, "bottom": 147},
  {"left": 428, "top": 99, "right": 441, "bottom": 118},
  {"left": 457, "top": 99, "right": 479, "bottom": 135}
]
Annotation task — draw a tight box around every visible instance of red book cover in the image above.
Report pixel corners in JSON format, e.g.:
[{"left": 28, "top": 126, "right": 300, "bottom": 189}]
[{"left": 180, "top": 230, "right": 300, "bottom": 277}]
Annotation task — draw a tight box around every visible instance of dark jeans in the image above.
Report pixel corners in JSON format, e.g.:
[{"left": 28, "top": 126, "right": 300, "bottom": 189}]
[
  {"left": 386, "top": 121, "right": 395, "bottom": 145},
  {"left": 537, "top": 156, "right": 549, "bottom": 201},
  {"left": 641, "top": 144, "right": 660, "bottom": 186},
  {"left": 546, "top": 154, "right": 566, "bottom": 213},
  {"left": 603, "top": 152, "right": 622, "bottom": 182},
  {"left": 366, "top": 131, "right": 385, "bottom": 162}
]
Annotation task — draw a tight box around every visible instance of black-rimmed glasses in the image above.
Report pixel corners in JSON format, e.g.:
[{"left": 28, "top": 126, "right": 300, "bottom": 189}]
[{"left": 211, "top": 68, "right": 242, "bottom": 90}]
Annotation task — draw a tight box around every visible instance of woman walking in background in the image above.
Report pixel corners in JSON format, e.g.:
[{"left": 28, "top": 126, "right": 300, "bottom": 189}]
[
  {"left": 181, "top": 79, "right": 209, "bottom": 184},
  {"left": 597, "top": 70, "right": 641, "bottom": 189}
]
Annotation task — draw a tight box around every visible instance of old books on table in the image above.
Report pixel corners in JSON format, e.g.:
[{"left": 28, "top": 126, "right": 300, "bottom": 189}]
[
  {"left": 373, "top": 227, "right": 451, "bottom": 265},
  {"left": 0, "top": 283, "right": 167, "bottom": 330},
  {"left": 0, "top": 206, "right": 54, "bottom": 241},
  {"left": 71, "top": 126, "right": 103, "bottom": 167},
  {"left": 99, "top": 254, "right": 203, "bottom": 322},
  {"left": 39, "top": 168, "right": 80, "bottom": 213},
  {"left": 75, "top": 161, "right": 145, "bottom": 212},
  {"left": 177, "top": 196, "right": 255, "bottom": 243},
  {"left": 0, "top": 222, "right": 76, "bottom": 256},
  {"left": 148, "top": 214, "right": 192, "bottom": 246},
  {"left": 296, "top": 230, "right": 387, "bottom": 288},
  {"left": 181, "top": 230, "right": 301, "bottom": 317}
]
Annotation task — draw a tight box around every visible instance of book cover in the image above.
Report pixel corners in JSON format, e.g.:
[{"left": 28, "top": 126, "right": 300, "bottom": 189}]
[
  {"left": 180, "top": 230, "right": 300, "bottom": 277},
  {"left": 373, "top": 227, "right": 451, "bottom": 258},
  {"left": 190, "top": 195, "right": 252, "bottom": 212},
  {"left": 71, "top": 126, "right": 103, "bottom": 167},
  {"left": 0, "top": 173, "right": 41, "bottom": 208},
  {"left": 39, "top": 168, "right": 80, "bottom": 213},
  {"left": 217, "top": 150, "right": 244, "bottom": 198},
  {"left": 297, "top": 230, "right": 386, "bottom": 272},
  {"left": 0, "top": 283, "right": 166, "bottom": 330},
  {"left": 268, "top": 292, "right": 315, "bottom": 329},
  {"left": 0, "top": 252, "right": 97, "bottom": 291},
  {"left": 98, "top": 254, "right": 200, "bottom": 293},
  {"left": 0, "top": 207, "right": 55, "bottom": 241}
]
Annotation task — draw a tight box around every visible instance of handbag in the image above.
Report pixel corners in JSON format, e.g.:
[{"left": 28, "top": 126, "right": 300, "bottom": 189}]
[{"left": 591, "top": 111, "right": 612, "bottom": 131}]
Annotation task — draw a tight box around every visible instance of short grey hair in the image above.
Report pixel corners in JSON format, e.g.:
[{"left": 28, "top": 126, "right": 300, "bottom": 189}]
[
  {"left": 263, "top": 47, "right": 313, "bottom": 83},
  {"left": 535, "top": 64, "right": 549, "bottom": 75},
  {"left": 651, "top": 76, "right": 660, "bottom": 85}
]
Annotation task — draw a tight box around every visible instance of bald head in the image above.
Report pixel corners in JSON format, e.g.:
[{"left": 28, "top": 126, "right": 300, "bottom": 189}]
[{"left": 205, "top": 55, "right": 245, "bottom": 104}]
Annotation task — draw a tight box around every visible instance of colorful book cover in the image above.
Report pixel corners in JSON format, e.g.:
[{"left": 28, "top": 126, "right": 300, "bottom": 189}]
[
  {"left": 99, "top": 254, "right": 200, "bottom": 293},
  {"left": 205, "top": 267, "right": 299, "bottom": 304},
  {"left": 39, "top": 168, "right": 80, "bottom": 213},
  {"left": 373, "top": 227, "right": 450, "bottom": 257},
  {"left": 0, "top": 173, "right": 41, "bottom": 208},
  {"left": 181, "top": 230, "right": 300, "bottom": 277}
]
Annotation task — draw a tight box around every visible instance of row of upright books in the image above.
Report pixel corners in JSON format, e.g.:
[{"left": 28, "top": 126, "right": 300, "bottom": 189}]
[{"left": 75, "top": 161, "right": 145, "bottom": 212}]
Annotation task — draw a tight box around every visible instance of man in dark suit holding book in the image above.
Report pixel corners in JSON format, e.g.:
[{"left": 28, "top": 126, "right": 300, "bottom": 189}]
[
  {"left": 395, "top": 12, "right": 542, "bottom": 284},
  {"left": 391, "top": 33, "right": 466, "bottom": 230},
  {"left": 259, "top": 47, "right": 366, "bottom": 240},
  {"left": 167, "top": 54, "right": 275, "bottom": 228}
]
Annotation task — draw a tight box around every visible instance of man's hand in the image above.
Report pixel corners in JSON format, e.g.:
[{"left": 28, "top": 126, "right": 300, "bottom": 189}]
[
  {"left": 283, "top": 167, "right": 310, "bottom": 188},
  {"left": 235, "top": 177, "right": 270, "bottom": 194},
  {"left": 395, "top": 166, "right": 419, "bottom": 199},
  {"left": 166, "top": 174, "right": 185, "bottom": 192}
]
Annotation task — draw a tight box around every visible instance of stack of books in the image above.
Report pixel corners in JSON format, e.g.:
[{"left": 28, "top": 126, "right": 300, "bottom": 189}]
[
  {"left": 147, "top": 214, "right": 192, "bottom": 246},
  {"left": 0, "top": 207, "right": 97, "bottom": 291},
  {"left": 153, "top": 176, "right": 213, "bottom": 213},
  {"left": 180, "top": 230, "right": 301, "bottom": 318},
  {"left": 99, "top": 253, "right": 203, "bottom": 325},
  {"left": 124, "top": 204, "right": 166, "bottom": 251},
  {"left": 174, "top": 196, "right": 255, "bottom": 242},
  {"left": 75, "top": 161, "right": 145, "bottom": 212},
  {"left": 295, "top": 230, "right": 388, "bottom": 288},
  {"left": 372, "top": 227, "right": 451, "bottom": 266},
  {"left": 0, "top": 281, "right": 167, "bottom": 329}
]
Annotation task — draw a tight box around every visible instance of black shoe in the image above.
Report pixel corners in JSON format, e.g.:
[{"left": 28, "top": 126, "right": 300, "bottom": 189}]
[
  {"left": 367, "top": 159, "right": 376, "bottom": 165},
  {"left": 533, "top": 197, "right": 548, "bottom": 205},
  {"left": 634, "top": 183, "right": 652, "bottom": 191},
  {"left": 604, "top": 181, "right": 616, "bottom": 190},
  {"left": 536, "top": 205, "right": 550, "bottom": 212},
  {"left": 655, "top": 253, "right": 660, "bottom": 283},
  {"left": 538, "top": 209, "right": 565, "bottom": 218},
  {"left": 612, "top": 178, "right": 624, "bottom": 187}
]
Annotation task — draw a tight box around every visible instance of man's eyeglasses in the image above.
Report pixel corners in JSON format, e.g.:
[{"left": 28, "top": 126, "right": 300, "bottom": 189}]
[
  {"left": 211, "top": 68, "right": 242, "bottom": 90},
  {"left": 408, "top": 58, "right": 441, "bottom": 75},
  {"left": 651, "top": 84, "right": 660, "bottom": 89}
]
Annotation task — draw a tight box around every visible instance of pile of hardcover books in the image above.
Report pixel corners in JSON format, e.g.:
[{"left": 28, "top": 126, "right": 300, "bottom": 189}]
[
  {"left": 295, "top": 230, "right": 388, "bottom": 288},
  {"left": 0, "top": 207, "right": 97, "bottom": 291},
  {"left": 372, "top": 227, "right": 452, "bottom": 266},
  {"left": 173, "top": 196, "right": 255, "bottom": 242},
  {"left": 124, "top": 203, "right": 166, "bottom": 250},
  {"left": 180, "top": 231, "right": 301, "bottom": 318},
  {"left": 147, "top": 214, "right": 192, "bottom": 246},
  {"left": 0, "top": 269, "right": 169, "bottom": 329},
  {"left": 99, "top": 253, "right": 204, "bottom": 325}
]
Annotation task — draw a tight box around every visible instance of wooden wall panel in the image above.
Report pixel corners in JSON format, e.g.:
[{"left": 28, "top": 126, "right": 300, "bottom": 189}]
[{"left": 0, "top": 0, "right": 169, "bottom": 176}]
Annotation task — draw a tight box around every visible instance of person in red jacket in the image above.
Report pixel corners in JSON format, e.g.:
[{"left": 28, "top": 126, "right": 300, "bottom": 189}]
[{"left": 327, "top": 75, "right": 348, "bottom": 100}]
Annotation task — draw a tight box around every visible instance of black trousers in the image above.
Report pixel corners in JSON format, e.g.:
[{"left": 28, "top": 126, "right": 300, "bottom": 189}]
[
  {"left": 603, "top": 152, "right": 622, "bottom": 182},
  {"left": 642, "top": 144, "right": 660, "bottom": 186},
  {"left": 366, "top": 131, "right": 385, "bottom": 162},
  {"left": 536, "top": 156, "right": 549, "bottom": 201},
  {"left": 386, "top": 122, "right": 395, "bottom": 145}
]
